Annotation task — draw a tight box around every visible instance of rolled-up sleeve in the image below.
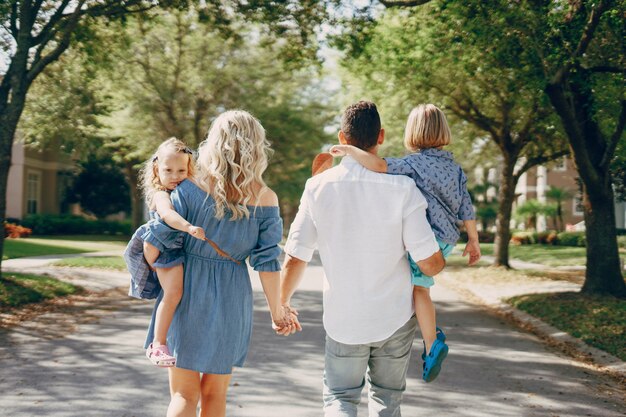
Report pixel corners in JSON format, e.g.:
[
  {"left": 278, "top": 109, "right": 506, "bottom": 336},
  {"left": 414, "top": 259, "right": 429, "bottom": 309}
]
[
  {"left": 284, "top": 187, "right": 317, "bottom": 262},
  {"left": 403, "top": 187, "right": 440, "bottom": 262},
  {"left": 141, "top": 188, "right": 187, "bottom": 251},
  {"left": 250, "top": 215, "right": 283, "bottom": 271},
  {"left": 458, "top": 170, "right": 475, "bottom": 220}
]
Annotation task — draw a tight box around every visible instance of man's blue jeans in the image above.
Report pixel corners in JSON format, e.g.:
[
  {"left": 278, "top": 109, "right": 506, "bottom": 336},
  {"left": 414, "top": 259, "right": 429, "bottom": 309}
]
[{"left": 323, "top": 316, "right": 417, "bottom": 417}]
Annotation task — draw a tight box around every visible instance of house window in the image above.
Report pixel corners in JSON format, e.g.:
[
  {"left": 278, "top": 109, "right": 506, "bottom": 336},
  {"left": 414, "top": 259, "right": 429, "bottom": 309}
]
[
  {"left": 573, "top": 193, "right": 584, "bottom": 216},
  {"left": 26, "top": 171, "right": 41, "bottom": 215},
  {"left": 552, "top": 157, "right": 567, "bottom": 172}
]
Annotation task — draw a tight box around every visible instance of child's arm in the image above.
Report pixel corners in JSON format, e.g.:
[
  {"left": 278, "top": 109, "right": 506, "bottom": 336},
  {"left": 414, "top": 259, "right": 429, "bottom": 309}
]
[
  {"left": 462, "top": 219, "right": 481, "bottom": 266},
  {"left": 153, "top": 191, "right": 206, "bottom": 240},
  {"left": 329, "top": 144, "right": 387, "bottom": 173}
]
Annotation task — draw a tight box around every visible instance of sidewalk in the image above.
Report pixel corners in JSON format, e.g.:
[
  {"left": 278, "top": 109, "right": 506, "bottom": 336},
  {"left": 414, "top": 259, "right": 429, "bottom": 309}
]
[{"left": 0, "top": 253, "right": 624, "bottom": 416}]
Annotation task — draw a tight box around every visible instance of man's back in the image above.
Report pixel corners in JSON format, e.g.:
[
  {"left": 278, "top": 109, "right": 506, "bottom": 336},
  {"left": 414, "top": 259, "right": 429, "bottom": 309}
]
[{"left": 285, "top": 156, "right": 439, "bottom": 344}]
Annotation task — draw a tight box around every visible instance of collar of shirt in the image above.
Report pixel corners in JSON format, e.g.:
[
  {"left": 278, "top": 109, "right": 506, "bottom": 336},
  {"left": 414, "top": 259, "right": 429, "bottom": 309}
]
[{"left": 420, "top": 148, "right": 454, "bottom": 160}]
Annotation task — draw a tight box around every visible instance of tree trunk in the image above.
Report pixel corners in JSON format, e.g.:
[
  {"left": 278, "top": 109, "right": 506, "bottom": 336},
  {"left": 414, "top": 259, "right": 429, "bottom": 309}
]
[
  {"left": 0, "top": 96, "right": 28, "bottom": 276},
  {"left": 581, "top": 182, "right": 626, "bottom": 297},
  {"left": 124, "top": 160, "right": 144, "bottom": 230},
  {"left": 546, "top": 78, "right": 626, "bottom": 297},
  {"left": 493, "top": 157, "right": 517, "bottom": 268}
]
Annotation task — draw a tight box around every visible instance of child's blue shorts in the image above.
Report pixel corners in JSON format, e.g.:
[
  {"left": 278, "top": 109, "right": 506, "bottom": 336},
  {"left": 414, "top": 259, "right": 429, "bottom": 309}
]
[{"left": 409, "top": 238, "right": 454, "bottom": 288}]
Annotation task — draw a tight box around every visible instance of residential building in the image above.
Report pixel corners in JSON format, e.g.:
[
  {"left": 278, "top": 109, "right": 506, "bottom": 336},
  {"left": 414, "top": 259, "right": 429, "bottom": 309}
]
[
  {"left": 515, "top": 156, "right": 626, "bottom": 231},
  {"left": 6, "top": 139, "right": 74, "bottom": 221}
]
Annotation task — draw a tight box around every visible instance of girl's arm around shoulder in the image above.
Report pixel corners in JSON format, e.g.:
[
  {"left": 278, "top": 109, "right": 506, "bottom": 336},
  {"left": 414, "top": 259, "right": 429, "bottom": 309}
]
[{"left": 329, "top": 144, "right": 387, "bottom": 173}]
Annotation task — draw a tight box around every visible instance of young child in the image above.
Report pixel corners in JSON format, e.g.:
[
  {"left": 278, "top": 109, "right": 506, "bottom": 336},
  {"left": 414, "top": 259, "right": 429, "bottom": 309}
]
[
  {"left": 139, "top": 138, "right": 206, "bottom": 367},
  {"left": 330, "top": 104, "right": 481, "bottom": 382}
]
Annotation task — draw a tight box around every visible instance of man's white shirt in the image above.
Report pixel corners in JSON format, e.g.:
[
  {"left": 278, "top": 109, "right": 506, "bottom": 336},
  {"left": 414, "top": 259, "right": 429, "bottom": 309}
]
[{"left": 285, "top": 156, "right": 440, "bottom": 344}]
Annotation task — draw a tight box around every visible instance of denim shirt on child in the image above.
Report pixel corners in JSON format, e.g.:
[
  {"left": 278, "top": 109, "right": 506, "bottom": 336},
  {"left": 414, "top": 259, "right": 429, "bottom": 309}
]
[{"left": 384, "top": 148, "right": 475, "bottom": 244}]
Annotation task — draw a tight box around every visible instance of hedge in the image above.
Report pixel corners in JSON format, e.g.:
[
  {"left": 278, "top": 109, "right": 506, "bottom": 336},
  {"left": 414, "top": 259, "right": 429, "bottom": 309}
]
[{"left": 21, "top": 214, "right": 132, "bottom": 236}]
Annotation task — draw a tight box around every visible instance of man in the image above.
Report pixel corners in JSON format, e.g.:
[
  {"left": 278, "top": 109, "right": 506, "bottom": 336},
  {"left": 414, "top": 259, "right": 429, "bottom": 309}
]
[{"left": 281, "top": 101, "right": 445, "bottom": 416}]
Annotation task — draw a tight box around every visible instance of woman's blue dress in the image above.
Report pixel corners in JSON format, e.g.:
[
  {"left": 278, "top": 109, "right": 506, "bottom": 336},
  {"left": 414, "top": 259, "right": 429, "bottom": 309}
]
[{"left": 142, "top": 179, "right": 282, "bottom": 374}]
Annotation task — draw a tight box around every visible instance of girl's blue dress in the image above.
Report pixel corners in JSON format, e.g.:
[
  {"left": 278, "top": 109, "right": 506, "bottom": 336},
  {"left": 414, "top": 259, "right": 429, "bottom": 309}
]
[{"left": 142, "top": 179, "right": 282, "bottom": 374}]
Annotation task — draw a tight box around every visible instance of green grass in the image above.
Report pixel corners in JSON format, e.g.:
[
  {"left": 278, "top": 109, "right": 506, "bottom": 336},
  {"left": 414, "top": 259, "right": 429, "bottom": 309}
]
[
  {"left": 3, "top": 236, "right": 126, "bottom": 260},
  {"left": 508, "top": 292, "right": 626, "bottom": 360},
  {"left": 3, "top": 240, "right": 87, "bottom": 260},
  {"left": 0, "top": 273, "right": 83, "bottom": 309},
  {"left": 52, "top": 256, "right": 126, "bottom": 270},
  {"left": 472, "top": 243, "right": 587, "bottom": 267}
]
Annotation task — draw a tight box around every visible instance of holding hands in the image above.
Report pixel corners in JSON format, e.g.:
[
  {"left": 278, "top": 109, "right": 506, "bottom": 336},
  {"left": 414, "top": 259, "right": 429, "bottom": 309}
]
[{"left": 272, "top": 304, "right": 302, "bottom": 336}]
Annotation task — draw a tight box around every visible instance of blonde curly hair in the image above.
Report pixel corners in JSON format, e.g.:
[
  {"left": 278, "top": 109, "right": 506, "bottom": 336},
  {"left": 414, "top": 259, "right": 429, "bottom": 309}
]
[
  {"left": 197, "top": 110, "right": 272, "bottom": 220},
  {"left": 140, "top": 137, "right": 195, "bottom": 206}
]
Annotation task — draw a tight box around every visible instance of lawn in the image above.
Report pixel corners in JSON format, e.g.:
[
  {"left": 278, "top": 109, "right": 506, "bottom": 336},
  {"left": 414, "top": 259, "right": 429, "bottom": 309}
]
[
  {"left": 52, "top": 256, "right": 126, "bottom": 270},
  {"left": 0, "top": 273, "right": 83, "bottom": 309},
  {"left": 508, "top": 292, "right": 626, "bottom": 361},
  {"left": 473, "top": 243, "right": 587, "bottom": 267},
  {"left": 3, "top": 236, "right": 127, "bottom": 260}
]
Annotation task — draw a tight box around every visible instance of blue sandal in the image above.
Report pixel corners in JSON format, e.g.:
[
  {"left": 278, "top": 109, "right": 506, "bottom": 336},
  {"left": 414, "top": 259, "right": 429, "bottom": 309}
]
[{"left": 422, "top": 327, "right": 449, "bottom": 383}]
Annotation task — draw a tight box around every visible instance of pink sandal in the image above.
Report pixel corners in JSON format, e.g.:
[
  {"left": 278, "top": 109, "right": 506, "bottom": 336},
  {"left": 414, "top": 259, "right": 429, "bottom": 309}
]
[{"left": 146, "top": 343, "right": 176, "bottom": 367}]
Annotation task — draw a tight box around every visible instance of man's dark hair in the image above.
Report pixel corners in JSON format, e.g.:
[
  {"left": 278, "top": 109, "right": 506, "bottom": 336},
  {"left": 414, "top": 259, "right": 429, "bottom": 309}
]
[{"left": 340, "top": 101, "right": 381, "bottom": 150}]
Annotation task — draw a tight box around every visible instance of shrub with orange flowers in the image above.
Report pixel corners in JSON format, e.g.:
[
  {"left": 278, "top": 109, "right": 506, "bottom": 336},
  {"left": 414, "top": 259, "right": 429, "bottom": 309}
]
[{"left": 4, "top": 222, "right": 33, "bottom": 238}]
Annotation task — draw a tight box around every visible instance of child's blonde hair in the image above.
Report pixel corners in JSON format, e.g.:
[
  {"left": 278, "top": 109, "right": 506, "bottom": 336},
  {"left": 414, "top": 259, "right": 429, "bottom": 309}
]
[
  {"left": 140, "top": 137, "right": 195, "bottom": 205},
  {"left": 404, "top": 104, "right": 451, "bottom": 152},
  {"left": 197, "top": 110, "right": 272, "bottom": 220}
]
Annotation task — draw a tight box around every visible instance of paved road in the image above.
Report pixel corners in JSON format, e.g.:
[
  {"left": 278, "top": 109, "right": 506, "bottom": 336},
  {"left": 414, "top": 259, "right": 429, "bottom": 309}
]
[{"left": 0, "top": 261, "right": 624, "bottom": 417}]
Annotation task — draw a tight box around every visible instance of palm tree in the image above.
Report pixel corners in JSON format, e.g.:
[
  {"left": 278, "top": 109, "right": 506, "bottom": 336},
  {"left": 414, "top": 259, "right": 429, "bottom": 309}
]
[{"left": 545, "top": 186, "right": 574, "bottom": 231}]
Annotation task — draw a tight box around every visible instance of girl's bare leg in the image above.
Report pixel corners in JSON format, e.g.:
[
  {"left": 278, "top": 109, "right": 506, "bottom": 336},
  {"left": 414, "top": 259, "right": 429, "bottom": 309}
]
[
  {"left": 413, "top": 285, "right": 437, "bottom": 354},
  {"left": 154, "top": 264, "right": 184, "bottom": 346},
  {"left": 167, "top": 367, "right": 200, "bottom": 417},
  {"left": 199, "top": 373, "right": 232, "bottom": 417}
]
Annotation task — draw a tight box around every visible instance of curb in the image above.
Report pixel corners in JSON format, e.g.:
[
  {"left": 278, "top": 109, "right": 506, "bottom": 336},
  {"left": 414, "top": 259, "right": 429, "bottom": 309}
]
[{"left": 439, "top": 274, "right": 626, "bottom": 380}]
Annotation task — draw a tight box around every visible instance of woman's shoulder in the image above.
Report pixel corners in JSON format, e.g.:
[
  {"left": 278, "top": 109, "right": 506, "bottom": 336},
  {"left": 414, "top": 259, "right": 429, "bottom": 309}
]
[{"left": 256, "top": 187, "right": 278, "bottom": 207}]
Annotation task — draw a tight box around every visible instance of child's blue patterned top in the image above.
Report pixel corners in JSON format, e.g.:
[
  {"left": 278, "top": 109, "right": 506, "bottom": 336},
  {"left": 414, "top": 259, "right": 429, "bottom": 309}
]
[{"left": 385, "top": 148, "right": 475, "bottom": 244}]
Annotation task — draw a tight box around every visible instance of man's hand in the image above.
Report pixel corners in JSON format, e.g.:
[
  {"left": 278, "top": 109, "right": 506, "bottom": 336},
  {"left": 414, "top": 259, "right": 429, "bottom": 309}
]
[{"left": 463, "top": 239, "right": 481, "bottom": 266}]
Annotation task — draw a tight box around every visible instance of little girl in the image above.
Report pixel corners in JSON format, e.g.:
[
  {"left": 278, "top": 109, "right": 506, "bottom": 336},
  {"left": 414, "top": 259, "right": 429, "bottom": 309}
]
[
  {"left": 330, "top": 104, "right": 481, "bottom": 382},
  {"left": 139, "top": 138, "right": 206, "bottom": 367}
]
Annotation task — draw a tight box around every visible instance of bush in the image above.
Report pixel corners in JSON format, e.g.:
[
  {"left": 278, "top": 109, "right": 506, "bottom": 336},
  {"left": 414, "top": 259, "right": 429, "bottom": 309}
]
[
  {"left": 21, "top": 214, "right": 132, "bottom": 236},
  {"left": 510, "top": 231, "right": 536, "bottom": 245},
  {"left": 459, "top": 230, "right": 495, "bottom": 243},
  {"left": 536, "top": 231, "right": 558, "bottom": 245},
  {"left": 4, "top": 222, "right": 33, "bottom": 238},
  {"left": 556, "top": 231, "right": 586, "bottom": 247},
  {"left": 618, "top": 235, "right": 626, "bottom": 249}
]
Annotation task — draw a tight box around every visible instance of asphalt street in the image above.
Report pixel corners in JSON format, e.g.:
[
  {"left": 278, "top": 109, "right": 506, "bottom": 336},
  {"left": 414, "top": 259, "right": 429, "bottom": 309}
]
[{"left": 0, "top": 260, "right": 624, "bottom": 417}]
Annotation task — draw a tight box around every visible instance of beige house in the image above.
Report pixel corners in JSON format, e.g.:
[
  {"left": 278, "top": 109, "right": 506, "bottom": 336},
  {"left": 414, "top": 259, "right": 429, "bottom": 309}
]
[
  {"left": 515, "top": 156, "right": 626, "bottom": 231},
  {"left": 6, "top": 140, "right": 74, "bottom": 221}
]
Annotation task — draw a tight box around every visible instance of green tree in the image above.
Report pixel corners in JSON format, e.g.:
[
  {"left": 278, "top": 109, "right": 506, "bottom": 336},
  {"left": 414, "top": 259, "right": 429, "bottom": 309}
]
[
  {"left": 515, "top": 199, "right": 556, "bottom": 231},
  {"left": 364, "top": 0, "right": 625, "bottom": 296},
  {"left": 336, "top": 4, "right": 568, "bottom": 268},
  {"left": 67, "top": 154, "right": 131, "bottom": 219},
  {"left": 545, "top": 186, "right": 574, "bottom": 232},
  {"left": 98, "top": 9, "right": 334, "bottom": 228},
  {"left": 3, "top": 2, "right": 334, "bottom": 242},
  {"left": 0, "top": 0, "right": 188, "bottom": 274}
]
